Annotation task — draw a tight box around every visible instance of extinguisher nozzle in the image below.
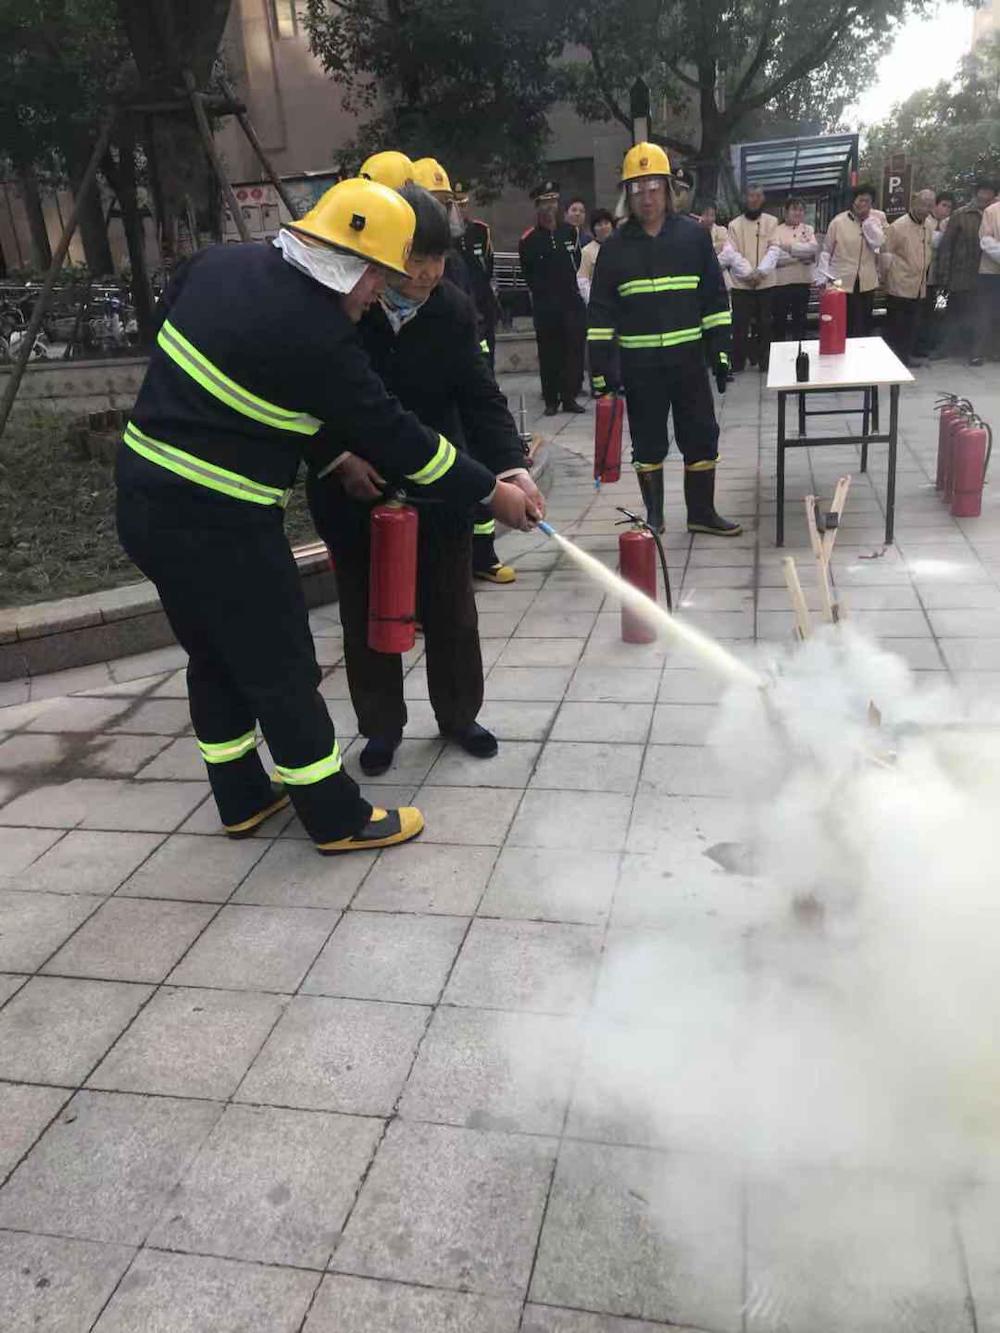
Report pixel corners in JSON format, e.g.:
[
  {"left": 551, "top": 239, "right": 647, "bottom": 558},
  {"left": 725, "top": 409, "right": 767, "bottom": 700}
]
[{"left": 537, "top": 520, "right": 556, "bottom": 537}]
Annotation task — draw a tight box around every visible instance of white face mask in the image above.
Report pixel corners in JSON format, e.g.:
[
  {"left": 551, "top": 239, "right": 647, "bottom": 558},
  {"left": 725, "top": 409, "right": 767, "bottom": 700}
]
[{"left": 274, "top": 228, "right": 370, "bottom": 294}]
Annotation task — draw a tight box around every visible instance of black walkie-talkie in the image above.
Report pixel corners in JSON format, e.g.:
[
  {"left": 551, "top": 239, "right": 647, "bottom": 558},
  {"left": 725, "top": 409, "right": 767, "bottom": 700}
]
[{"left": 795, "top": 341, "right": 810, "bottom": 383}]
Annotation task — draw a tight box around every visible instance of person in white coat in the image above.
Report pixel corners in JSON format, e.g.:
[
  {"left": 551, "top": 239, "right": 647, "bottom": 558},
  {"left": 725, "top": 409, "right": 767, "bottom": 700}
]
[
  {"left": 772, "top": 197, "right": 818, "bottom": 343},
  {"left": 726, "top": 184, "right": 781, "bottom": 371}
]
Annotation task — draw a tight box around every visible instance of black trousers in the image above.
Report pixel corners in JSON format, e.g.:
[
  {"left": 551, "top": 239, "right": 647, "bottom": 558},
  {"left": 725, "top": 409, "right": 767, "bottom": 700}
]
[
  {"left": 624, "top": 365, "right": 719, "bottom": 469},
  {"left": 975, "top": 273, "right": 1000, "bottom": 360},
  {"left": 772, "top": 284, "right": 810, "bottom": 344},
  {"left": 116, "top": 483, "right": 369, "bottom": 843},
  {"left": 847, "top": 284, "right": 875, "bottom": 337},
  {"left": 915, "top": 286, "right": 941, "bottom": 355},
  {"left": 308, "top": 476, "right": 483, "bottom": 738},
  {"left": 941, "top": 289, "right": 977, "bottom": 357},
  {"left": 730, "top": 288, "right": 774, "bottom": 371},
  {"left": 884, "top": 295, "right": 923, "bottom": 365},
  {"left": 534, "top": 301, "right": 584, "bottom": 406}
]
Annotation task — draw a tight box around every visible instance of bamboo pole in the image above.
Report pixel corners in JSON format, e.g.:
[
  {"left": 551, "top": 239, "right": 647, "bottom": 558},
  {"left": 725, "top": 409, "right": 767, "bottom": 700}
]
[
  {"left": 0, "top": 115, "right": 116, "bottom": 443},
  {"left": 782, "top": 556, "right": 812, "bottom": 641},
  {"left": 182, "top": 68, "right": 252, "bottom": 243},
  {"left": 221, "top": 78, "right": 300, "bottom": 220}
]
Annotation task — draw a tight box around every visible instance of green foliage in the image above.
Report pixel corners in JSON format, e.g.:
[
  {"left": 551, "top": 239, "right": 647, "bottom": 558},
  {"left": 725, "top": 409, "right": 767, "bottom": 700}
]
[
  {"left": 861, "top": 37, "right": 1000, "bottom": 197},
  {"left": 302, "top": 0, "right": 570, "bottom": 198}
]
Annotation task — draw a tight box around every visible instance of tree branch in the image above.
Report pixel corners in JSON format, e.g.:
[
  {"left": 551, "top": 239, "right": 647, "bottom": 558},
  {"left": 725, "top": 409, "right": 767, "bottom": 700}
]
[
  {"left": 731, "top": 0, "right": 780, "bottom": 104},
  {"left": 587, "top": 43, "right": 632, "bottom": 132},
  {"left": 735, "top": 0, "right": 859, "bottom": 114},
  {"left": 666, "top": 61, "right": 700, "bottom": 90}
]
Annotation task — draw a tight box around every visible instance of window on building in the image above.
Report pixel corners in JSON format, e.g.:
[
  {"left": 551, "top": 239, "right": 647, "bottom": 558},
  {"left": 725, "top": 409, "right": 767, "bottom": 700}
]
[{"left": 269, "top": 0, "right": 298, "bottom": 38}]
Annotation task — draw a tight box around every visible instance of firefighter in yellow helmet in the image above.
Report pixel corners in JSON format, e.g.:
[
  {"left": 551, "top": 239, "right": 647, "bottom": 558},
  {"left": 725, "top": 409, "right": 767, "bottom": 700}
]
[
  {"left": 587, "top": 143, "right": 740, "bottom": 536},
  {"left": 359, "top": 150, "right": 415, "bottom": 191},
  {"left": 116, "top": 177, "right": 535, "bottom": 856}
]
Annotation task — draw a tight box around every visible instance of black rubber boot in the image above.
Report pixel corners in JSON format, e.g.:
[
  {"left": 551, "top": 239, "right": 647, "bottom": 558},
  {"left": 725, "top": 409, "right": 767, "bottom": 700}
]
[
  {"left": 635, "top": 468, "right": 665, "bottom": 534},
  {"left": 359, "top": 735, "right": 402, "bottom": 776},
  {"left": 684, "top": 467, "right": 743, "bottom": 537}
]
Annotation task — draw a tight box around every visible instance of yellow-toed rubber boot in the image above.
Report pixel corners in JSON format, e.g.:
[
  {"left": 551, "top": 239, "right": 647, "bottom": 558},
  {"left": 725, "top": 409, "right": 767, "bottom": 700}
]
[
  {"left": 315, "top": 806, "right": 424, "bottom": 854},
  {"left": 475, "top": 562, "right": 517, "bottom": 584},
  {"left": 224, "top": 783, "right": 290, "bottom": 839}
]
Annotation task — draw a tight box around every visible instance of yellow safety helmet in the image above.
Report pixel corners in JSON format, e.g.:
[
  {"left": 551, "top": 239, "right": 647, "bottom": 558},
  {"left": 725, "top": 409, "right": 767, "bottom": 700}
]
[
  {"left": 412, "top": 158, "right": 453, "bottom": 196},
  {"left": 621, "top": 142, "right": 672, "bottom": 184},
  {"left": 358, "top": 150, "right": 415, "bottom": 191},
  {"left": 287, "top": 179, "right": 415, "bottom": 277}
]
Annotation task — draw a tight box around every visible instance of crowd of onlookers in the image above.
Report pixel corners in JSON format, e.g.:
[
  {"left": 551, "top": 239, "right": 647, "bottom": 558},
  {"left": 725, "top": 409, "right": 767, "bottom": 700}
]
[{"left": 539, "top": 175, "right": 1000, "bottom": 374}]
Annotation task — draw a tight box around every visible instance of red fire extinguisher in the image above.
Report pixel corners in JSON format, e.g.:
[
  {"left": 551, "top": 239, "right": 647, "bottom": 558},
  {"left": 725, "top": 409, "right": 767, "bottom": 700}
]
[
  {"left": 950, "top": 417, "right": 993, "bottom": 519},
  {"left": 935, "top": 396, "right": 965, "bottom": 491},
  {"left": 368, "top": 496, "right": 418, "bottom": 654},
  {"left": 619, "top": 526, "right": 657, "bottom": 643},
  {"left": 594, "top": 393, "right": 624, "bottom": 486},
  {"left": 818, "top": 285, "right": 847, "bottom": 355},
  {"left": 943, "top": 406, "right": 974, "bottom": 506}
]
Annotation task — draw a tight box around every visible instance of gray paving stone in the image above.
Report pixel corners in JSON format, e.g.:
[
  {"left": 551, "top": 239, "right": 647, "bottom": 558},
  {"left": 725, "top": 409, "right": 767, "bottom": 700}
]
[
  {"left": 0, "top": 1090, "right": 221, "bottom": 1244},
  {"left": 0, "top": 1083, "right": 69, "bottom": 1176},
  {"left": 656, "top": 670, "right": 727, "bottom": 703},
  {"left": 649, "top": 704, "right": 719, "bottom": 745},
  {"left": 168, "top": 904, "right": 338, "bottom": 992},
  {"left": 108, "top": 643, "right": 188, "bottom": 682},
  {"left": 303, "top": 911, "right": 467, "bottom": 1004},
  {"left": 88, "top": 986, "right": 285, "bottom": 1099},
  {"left": 444, "top": 919, "right": 603, "bottom": 1014},
  {"left": 551, "top": 702, "right": 653, "bottom": 744},
  {"left": 531, "top": 742, "right": 643, "bottom": 795},
  {"left": 627, "top": 792, "right": 730, "bottom": 857},
  {"left": 305, "top": 1274, "right": 522, "bottom": 1332},
  {"left": 0, "top": 779, "right": 124, "bottom": 829},
  {"left": 530, "top": 1141, "right": 742, "bottom": 1328},
  {"left": 639, "top": 744, "right": 732, "bottom": 798},
  {"left": 0, "top": 825, "right": 62, "bottom": 875},
  {"left": 401, "top": 1006, "right": 579, "bottom": 1134},
  {"left": 0, "top": 889, "right": 101, "bottom": 971},
  {"left": 237, "top": 995, "right": 428, "bottom": 1114},
  {"left": 0, "top": 973, "right": 25, "bottom": 1005},
  {"left": 0, "top": 732, "right": 73, "bottom": 773},
  {"left": 24, "top": 697, "right": 128, "bottom": 733},
  {"left": 148, "top": 1103, "right": 382, "bottom": 1267},
  {"left": 496, "top": 638, "right": 586, "bottom": 668},
  {"left": 135, "top": 735, "right": 204, "bottom": 779},
  {"left": 522, "top": 1309, "right": 690, "bottom": 1333},
  {"left": 0, "top": 1232, "right": 134, "bottom": 1333},
  {"left": 17, "top": 830, "right": 162, "bottom": 895},
  {"left": 353, "top": 843, "right": 497, "bottom": 915},
  {"left": 413, "top": 786, "right": 522, "bottom": 845},
  {"left": 335, "top": 1120, "right": 555, "bottom": 1296},
  {"left": 567, "top": 668, "right": 662, "bottom": 703},
  {"left": 508, "top": 790, "right": 633, "bottom": 852},
  {"left": 343, "top": 737, "right": 444, "bottom": 787},
  {"left": 485, "top": 667, "right": 576, "bottom": 702},
  {"left": 516, "top": 611, "right": 598, "bottom": 639},
  {"left": 76, "top": 733, "right": 174, "bottom": 778},
  {"left": 92, "top": 1249, "right": 316, "bottom": 1332},
  {"left": 479, "top": 847, "right": 619, "bottom": 925},
  {"left": 427, "top": 740, "right": 541, "bottom": 788},
  {"left": 76, "top": 779, "right": 208, "bottom": 832},
  {"left": 0, "top": 975, "right": 152, "bottom": 1084},
  {"left": 231, "top": 838, "right": 375, "bottom": 909},
  {"left": 43, "top": 897, "right": 216, "bottom": 983},
  {"left": 476, "top": 701, "right": 560, "bottom": 741},
  {"left": 117, "top": 833, "right": 266, "bottom": 902}
]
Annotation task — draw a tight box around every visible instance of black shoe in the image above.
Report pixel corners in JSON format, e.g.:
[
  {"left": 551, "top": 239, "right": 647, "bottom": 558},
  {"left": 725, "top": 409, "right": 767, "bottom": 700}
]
[
  {"left": 443, "top": 723, "right": 498, "bottom": 758},
  {"left": 359, "top": 734, "right": 402, "bottom": 776},
  {"left": 543, "top": 402, "right": 559, "bottom": 416},
  {"left": 560, "top": 399, "right": 587, "bottom": 414},
  {"left": 969, "top": 356, "right": 984, "bottom": 366},
  {"left": 635, "top": 468, "right": 665, "bottom": 534}
]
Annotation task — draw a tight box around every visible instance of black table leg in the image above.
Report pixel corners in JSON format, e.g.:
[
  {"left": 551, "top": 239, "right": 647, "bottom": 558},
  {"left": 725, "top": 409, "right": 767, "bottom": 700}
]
[
  {"left": 872, "top": 385, "right": 880, "bottom": 433},
  {"left": 798, "top": 391, "right": 806, "bottom": 437},
  {"left": 885, "top": 384, "right": 899, "bottom": 544},
  {"left": 861, "top": 389, "right": 870, "bottom": 473},
  {"left": 777, "top": 391, "right": 786, "bottom": 547}
]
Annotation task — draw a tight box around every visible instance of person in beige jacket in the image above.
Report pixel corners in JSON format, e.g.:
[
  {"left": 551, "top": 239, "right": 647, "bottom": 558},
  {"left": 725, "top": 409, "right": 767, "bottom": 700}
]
[
  {"left": 772, "top": 197, "right": 818, "bottom": 343},
  {"left": 882, "top": 189, "right": 936, "bottom": 366},
  {"left": 727, "top": 185, "right": 781, "bottom": 371},
  {"left": 974, "top": 197, "right": 1000, "bottom": 363},
  {"left": 816, "top": 183, "right": 885, "bottom": 336}
]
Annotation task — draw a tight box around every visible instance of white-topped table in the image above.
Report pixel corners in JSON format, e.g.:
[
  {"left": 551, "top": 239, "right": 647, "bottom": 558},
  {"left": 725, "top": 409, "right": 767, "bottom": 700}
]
[{"left": 765, "top": 336, "right": 914, "bottom": 545}]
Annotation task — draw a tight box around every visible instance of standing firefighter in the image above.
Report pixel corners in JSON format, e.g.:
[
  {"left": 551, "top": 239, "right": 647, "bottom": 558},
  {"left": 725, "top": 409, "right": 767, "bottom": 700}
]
[
  {"left": 587, "top": 142, "right": 741, "bottom": 537},
  {"left": 116, "top": 178, "right": 531, "bottom": 854},
  {"left": 519, "top": 181, "right": 587, "bottom": 416}
]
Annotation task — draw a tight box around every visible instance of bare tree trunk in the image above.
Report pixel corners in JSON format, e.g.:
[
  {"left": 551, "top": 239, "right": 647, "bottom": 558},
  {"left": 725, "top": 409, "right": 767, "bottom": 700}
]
[
  {"left": 15, "top": 163, "right": 53, "bottom": 271},
  {"left": 103, "top": 124, "right": 156, "bottom": 344},
  {"left": 65, "top": 139, "right": 115, "bottom": 275}
]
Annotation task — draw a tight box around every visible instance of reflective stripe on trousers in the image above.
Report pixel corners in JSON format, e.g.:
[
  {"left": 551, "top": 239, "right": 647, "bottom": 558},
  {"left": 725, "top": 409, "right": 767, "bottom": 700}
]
[{"left": 197, "top": 730, "right": 258, "bottom": 764}]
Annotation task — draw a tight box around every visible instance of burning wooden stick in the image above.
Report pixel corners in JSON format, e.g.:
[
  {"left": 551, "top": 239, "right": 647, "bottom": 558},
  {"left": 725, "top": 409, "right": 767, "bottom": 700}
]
[
  {"left": 805, "top": 475, "right": 852, "bottom": 624},
  {"left": 782, "top": 556, "right": 812, "bottom": 641}
]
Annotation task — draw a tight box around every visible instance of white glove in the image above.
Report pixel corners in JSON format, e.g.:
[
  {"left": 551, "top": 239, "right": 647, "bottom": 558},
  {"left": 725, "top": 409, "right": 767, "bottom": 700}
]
[
  {"left": 814, "top": 249, "right": 834, "bottom": 285},
  {"left": 981, "top": 235, "right": 1000, "bottom": 264},
  {"left": 789, "top": 240, "right": 819, "bottom": 260},
  {"left": 756, "top": 243, "right": 781, "bottom": 276},
  {"left": 862, "top": 216, "right": 884, "bottom": 251},
  {"left": 731, "top": 252, "right": 753, "bottom": 279}
]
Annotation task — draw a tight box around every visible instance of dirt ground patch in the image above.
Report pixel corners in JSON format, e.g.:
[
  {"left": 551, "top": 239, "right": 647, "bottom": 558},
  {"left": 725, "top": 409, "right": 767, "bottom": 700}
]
[{"left": 0, "top": 410, "right": 320, "bottom": 608}]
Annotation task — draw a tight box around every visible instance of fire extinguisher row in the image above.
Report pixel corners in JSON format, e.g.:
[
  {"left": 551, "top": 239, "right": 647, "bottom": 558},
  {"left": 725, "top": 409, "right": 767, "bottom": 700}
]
[{"left": 935, "top": 395, "right": 994, "bottom": 520}]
